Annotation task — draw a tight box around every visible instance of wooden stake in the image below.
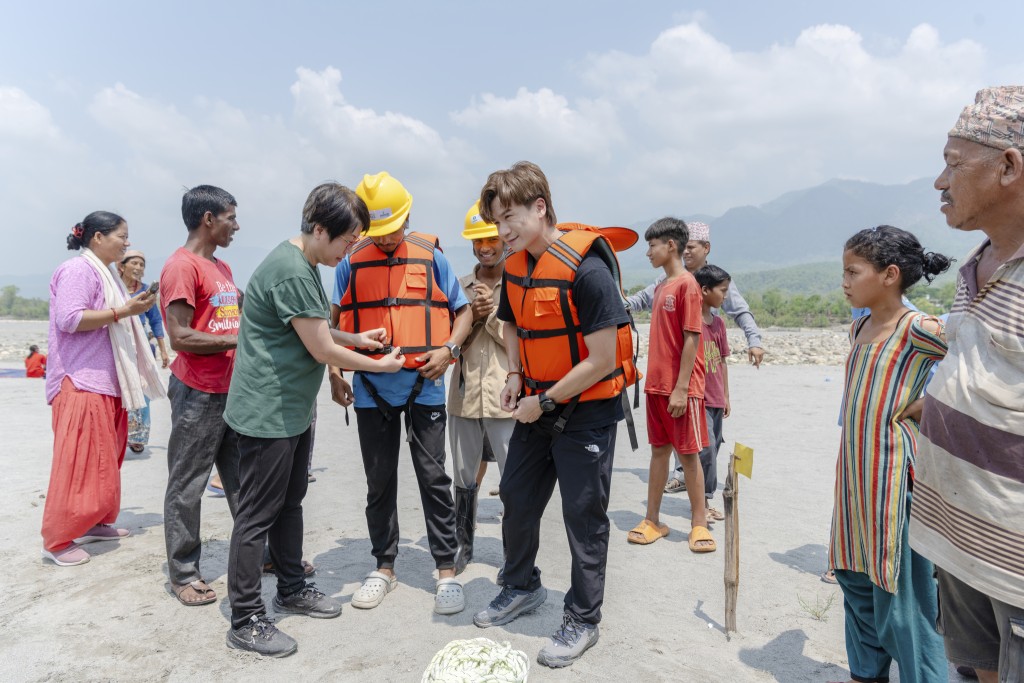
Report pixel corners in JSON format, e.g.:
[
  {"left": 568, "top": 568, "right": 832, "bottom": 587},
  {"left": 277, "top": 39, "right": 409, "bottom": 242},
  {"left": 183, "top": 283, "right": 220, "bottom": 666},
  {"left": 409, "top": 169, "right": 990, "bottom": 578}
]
[{"left": 723, "top": 450, "right": 739, "bottom": 633}]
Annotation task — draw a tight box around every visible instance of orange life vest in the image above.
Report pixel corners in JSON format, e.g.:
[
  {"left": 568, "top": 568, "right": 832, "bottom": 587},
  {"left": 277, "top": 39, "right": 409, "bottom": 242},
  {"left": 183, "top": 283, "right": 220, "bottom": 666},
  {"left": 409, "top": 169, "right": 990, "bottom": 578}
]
[
  {"left": 504, "top": 228, "right": 640, "bottom": 405},
  {"left": 337, "top": 231, "right": 451, "bottom": 369}
]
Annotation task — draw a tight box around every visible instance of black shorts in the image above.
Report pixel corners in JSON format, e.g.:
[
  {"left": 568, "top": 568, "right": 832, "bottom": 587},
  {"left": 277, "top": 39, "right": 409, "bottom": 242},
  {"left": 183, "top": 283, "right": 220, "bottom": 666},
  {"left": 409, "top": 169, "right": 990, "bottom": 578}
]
[{"left": 936, "top": 567, "right": 1024, "bottom": 676}]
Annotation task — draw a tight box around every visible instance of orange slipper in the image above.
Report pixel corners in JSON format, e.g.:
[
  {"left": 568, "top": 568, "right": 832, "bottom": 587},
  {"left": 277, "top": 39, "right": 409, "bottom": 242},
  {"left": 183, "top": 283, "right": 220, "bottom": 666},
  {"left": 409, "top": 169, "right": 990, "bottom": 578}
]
[
  {"left": 688, "top": 526, "right": 717, "bottom": 553},
  {"left": 627, "top": 520, "right": 670, "bottom": 545}
]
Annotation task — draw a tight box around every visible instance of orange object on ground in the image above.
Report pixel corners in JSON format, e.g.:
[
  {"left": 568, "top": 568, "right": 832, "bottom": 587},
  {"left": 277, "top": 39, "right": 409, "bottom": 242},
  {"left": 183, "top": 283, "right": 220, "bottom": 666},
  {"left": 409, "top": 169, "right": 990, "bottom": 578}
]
[
  {"left": 337, "top": 232, "right": 451, "bottom": 369},
  {"left": 41, "top": 377, "right": 127, "bottom": 552},
  {"left": 504, "top": 228, "right": 640, "bottom": 403},
  {"left": 25, "top": 352, "right": 46, "bottom": 378}
]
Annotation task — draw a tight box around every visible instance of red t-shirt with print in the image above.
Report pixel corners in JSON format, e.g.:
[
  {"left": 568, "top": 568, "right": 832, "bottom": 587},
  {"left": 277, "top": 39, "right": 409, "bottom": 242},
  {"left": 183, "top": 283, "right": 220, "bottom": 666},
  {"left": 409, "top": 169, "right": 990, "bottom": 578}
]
[
  {"left": 159, "top": 248, "right": 240, "bottom": 394},
  {"left": 702, "top": 314, "right": 730, "bottom": 408},
  {"left": 644, "top": 272, "right": 705, "bottom": 398}
]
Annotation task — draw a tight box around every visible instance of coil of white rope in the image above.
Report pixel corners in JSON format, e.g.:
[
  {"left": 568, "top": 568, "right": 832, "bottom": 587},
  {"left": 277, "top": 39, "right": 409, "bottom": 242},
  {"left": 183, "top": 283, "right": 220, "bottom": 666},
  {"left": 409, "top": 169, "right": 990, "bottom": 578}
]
[{"left": 421, "top": 637, "right": 530, "bottom": 682}]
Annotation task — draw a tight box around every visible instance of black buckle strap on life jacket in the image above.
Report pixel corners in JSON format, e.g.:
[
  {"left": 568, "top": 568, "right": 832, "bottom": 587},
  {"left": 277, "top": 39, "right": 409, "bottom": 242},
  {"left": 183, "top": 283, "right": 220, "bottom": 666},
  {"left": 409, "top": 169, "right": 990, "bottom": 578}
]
[
  {"left": 355, "top": 344, "right": 437, "bottom": 357},
  {"left": 503, "top": 272, "right": 572, "bottom": 290},
  {"left": 523, "top": 376, "right": 557, "bottom": 391},
  {"left": 552, "top": 395, "right": 580, "bottom": 435},
  {"left": 338, "top": 298, "right": 448, "bottom": 312},
  {"left": 358, "top": 372, "right": 393, "bottom": 421},
  {"left": 348, "top": 256, "right": 435, "bottom": 270},
  {"left": 517, "top": 326, "right": 583, "bottom": 340},
  {"left": 404, "top": 373, "right": 427, "bottom": 446},
  {"left": 621, "top": 391, "right": 639, "bottom": 451}
]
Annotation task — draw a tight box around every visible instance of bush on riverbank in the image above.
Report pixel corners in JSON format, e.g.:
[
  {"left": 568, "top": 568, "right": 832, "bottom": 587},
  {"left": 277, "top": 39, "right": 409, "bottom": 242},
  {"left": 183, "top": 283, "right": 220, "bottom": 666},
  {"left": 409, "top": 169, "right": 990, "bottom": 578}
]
[{"left": 1, "top": 286, "right": 48, "bottom": 320}]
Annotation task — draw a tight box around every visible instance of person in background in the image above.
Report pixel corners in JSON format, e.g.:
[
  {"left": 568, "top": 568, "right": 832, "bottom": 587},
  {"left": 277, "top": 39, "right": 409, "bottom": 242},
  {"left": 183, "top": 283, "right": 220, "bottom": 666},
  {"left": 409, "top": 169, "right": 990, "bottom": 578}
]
[
  {"left": 447, "top": 201, "right": 514, "bottom": 574},
  {"left": 25, "top": 345, "right": 46, "bottom": 378},
  {"left": 41, "top": 211, "right": 164, "bottom": 566},
  {"left": 628, "top": 222, "right": 765, "bottom": 495},
  {"left": 628, "top": 218, "right": 712, "bottom": 552},
  {"left": 693, "top": 264, "right": 733, "bottom": 524},
  {"left": 118, "top": 249, "right": 169, "bottom": 453}
]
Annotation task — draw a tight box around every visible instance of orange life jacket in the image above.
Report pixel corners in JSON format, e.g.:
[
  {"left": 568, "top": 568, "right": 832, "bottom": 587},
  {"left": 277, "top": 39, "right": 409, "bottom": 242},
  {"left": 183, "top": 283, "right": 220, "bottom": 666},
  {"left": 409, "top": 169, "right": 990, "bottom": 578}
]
[
  {"left": 504, "top": 228, "right": 641, "bottom": 407},
  {"left": 337, "top": 231, "right": 451, "bottom": 369}
]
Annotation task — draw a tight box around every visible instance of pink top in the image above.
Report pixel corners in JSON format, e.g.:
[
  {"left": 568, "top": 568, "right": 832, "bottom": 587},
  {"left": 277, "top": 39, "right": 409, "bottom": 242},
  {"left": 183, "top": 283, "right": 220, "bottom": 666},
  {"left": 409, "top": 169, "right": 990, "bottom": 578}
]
[
  {"left": 702, "top": 314, "right": 730, "bottom": 409},
  {"left": 46, "top": 257, "right": 119, "bottom": 404}
]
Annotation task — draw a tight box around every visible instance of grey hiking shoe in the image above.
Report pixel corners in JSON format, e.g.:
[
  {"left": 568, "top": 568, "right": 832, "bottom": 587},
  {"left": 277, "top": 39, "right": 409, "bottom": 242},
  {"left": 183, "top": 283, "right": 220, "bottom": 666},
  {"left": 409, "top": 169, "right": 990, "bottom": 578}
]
[
  {"left": 537, "top": 613, "right": 599, "bottom": 668},
  {"left": 226, "top": 615, "right": 297, "bottom": 658},
  {"left": 273, "top": 583, "right": 342, "bottom": 619},
  {"left": 473, "top": 584, "right": 547, "bottom": 628}
]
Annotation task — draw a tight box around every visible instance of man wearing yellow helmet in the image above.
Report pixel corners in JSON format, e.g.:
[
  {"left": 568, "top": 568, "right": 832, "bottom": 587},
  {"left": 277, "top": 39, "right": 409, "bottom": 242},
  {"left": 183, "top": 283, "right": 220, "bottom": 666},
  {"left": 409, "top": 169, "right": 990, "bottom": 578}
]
[
  {"left": 329, "top": 172, "right": 473, "bottom": 616},
  {"left": 447, "top": 202, "right": 515, "bottom": 575}
]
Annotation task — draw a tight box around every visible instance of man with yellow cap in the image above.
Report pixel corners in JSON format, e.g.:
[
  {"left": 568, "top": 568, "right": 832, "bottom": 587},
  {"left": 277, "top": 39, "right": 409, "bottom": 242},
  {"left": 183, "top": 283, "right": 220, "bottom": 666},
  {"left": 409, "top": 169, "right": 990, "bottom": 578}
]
[
  {"left": 329, "top": 172, "right": 472, "bottom": 615},
  {"left": 447, "top": 202, "right": 515, "bottom": 575}
]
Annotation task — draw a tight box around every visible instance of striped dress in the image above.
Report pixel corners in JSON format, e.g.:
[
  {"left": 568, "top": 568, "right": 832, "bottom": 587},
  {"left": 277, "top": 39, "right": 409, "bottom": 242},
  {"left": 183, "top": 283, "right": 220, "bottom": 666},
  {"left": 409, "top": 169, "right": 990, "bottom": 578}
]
[{"left": 830, "top": 312, "right": 947, "bottom": 592}]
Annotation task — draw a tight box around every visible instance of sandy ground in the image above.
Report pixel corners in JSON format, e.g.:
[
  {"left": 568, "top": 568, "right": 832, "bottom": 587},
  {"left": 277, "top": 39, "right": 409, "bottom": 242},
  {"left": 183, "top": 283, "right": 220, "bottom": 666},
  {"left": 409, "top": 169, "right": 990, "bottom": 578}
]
[{"left": 0, "top": 321, "right": 964, "bottom": 682}]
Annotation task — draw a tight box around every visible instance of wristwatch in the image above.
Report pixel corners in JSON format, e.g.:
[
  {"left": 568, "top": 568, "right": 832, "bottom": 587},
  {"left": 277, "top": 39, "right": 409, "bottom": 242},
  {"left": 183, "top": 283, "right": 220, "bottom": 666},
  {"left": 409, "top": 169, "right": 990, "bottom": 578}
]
[
  {"left": 444, "top": 342, "right": 461, "bottom": 360},
  {"left": 538, "top": 392, "right": 557, "bottom": 412}
]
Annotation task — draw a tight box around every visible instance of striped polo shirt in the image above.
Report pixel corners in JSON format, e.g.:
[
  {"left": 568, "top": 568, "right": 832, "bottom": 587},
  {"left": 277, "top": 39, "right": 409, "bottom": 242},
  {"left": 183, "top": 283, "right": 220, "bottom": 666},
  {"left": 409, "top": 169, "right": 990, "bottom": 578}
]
[{"left": 909, "top": 239, "right": 1024, "bottom": 608}]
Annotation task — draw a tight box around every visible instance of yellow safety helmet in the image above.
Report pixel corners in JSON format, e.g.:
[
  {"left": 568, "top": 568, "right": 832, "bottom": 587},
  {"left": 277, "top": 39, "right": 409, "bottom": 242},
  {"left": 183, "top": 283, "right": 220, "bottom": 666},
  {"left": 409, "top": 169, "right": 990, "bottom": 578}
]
[
  {"left": 461, "top": 201, "right": 499, "bottom": 240},
  {"left": 355, "top": 171, "right": 413, "bottom": 237}
]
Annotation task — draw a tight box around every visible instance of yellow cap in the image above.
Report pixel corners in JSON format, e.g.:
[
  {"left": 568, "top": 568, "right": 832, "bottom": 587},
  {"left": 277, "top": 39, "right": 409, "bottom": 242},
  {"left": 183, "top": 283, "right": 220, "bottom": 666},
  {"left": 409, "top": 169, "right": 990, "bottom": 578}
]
[
  {"left": 355, "top": 172, "right": 413, "bottom": 237},
  {"left": 461, "top": 201, "right": 499, "bottom": 240}
]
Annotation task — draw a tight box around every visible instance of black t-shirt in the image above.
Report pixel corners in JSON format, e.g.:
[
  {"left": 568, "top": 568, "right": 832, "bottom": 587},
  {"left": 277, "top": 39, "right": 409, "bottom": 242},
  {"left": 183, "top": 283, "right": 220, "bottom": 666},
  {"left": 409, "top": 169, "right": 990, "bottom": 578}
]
[{"left": 498, "top": 250, "right": 631, "bottom": 431}]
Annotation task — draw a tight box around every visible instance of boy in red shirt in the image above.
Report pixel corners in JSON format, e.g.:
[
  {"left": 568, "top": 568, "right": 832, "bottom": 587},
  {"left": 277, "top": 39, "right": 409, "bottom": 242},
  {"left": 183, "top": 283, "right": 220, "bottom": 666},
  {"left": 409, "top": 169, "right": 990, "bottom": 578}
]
[
  {"left": 628, "top": 217, "right": 714, "bottom": 552},
  {"left": 694, "top": 264, "right": 731, "bottom": 522}
]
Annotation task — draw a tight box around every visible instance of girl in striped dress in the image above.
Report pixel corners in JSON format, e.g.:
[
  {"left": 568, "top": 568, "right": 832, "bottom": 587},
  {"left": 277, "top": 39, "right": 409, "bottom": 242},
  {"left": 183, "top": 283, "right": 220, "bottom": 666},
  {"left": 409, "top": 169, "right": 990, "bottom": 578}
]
[{"left": 829, "top": 226, "right": 951, "bottom": 683}]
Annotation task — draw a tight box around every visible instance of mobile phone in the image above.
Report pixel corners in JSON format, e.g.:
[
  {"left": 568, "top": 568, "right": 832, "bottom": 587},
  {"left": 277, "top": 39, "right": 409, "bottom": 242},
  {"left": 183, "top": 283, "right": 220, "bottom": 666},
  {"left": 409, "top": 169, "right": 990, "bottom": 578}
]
[{"left": 147, "top": 281, "right": 160, "bottom": 296}]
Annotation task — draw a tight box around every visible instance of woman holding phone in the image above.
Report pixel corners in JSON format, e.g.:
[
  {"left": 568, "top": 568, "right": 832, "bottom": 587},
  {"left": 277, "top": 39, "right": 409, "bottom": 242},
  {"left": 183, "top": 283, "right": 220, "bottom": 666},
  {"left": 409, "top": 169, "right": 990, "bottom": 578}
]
[
  {"left": 119, "top": 249, "right": 170, "bottom": 453},
  {"left": 42, "top": 211, "right": 166, "bottom": 566}
]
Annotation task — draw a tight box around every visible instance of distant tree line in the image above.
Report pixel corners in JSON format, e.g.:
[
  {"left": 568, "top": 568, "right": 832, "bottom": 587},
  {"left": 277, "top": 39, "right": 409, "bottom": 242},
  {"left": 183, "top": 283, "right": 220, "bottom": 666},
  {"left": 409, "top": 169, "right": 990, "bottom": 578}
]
[
  {"left": 0, "top": 286, "right": 48, "bottom": 319},
  {"left": 625, "top": 280, "right": 957, "bottom": 328}
]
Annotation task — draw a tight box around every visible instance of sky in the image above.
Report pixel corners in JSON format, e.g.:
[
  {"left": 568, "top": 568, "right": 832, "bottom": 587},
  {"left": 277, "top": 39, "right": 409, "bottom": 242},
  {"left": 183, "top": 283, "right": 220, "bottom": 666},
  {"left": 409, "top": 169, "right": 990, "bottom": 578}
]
[{"left": 1, "top": 1, "right": 1021, "bottom": 291}]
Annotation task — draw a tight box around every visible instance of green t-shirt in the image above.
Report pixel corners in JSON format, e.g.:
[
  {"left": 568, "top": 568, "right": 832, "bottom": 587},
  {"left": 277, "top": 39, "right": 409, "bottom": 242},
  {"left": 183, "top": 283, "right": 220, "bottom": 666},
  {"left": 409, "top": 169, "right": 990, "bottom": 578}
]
[{"left": 225, "top": 240, "right": 329, "bottom": 438}]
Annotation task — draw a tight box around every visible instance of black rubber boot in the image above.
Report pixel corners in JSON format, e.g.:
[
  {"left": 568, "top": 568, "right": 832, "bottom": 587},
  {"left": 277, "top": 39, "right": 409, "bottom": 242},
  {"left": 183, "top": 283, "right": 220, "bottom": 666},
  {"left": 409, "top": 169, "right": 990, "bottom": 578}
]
[
  {"left": 496, "top": 529, "right": 508, "bottom": 585},
  {"left": 453, "top": 484, "right": 478, "bottom": 575}
]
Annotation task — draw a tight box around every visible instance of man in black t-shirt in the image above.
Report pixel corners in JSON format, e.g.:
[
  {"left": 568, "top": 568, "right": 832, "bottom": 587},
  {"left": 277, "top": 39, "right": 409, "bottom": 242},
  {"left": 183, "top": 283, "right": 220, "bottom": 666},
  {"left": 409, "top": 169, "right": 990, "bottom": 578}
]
[{"left": 471, "top": 162, "right": 628, "bottom": 669}]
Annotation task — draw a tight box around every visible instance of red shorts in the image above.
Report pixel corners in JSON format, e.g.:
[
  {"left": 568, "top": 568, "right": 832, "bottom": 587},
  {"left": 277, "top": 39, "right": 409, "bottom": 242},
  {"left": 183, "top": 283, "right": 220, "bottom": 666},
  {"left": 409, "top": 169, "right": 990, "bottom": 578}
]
[{"left": 645, "top": 394, "right": 708, "bottom": 455}]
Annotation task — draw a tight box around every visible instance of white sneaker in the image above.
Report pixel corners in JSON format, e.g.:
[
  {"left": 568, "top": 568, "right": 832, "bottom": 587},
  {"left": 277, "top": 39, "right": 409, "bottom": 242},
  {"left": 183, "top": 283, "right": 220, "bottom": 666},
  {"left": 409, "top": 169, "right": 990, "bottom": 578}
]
[{"left": 351, "top": 571, "right": 397, "bottom": 609}]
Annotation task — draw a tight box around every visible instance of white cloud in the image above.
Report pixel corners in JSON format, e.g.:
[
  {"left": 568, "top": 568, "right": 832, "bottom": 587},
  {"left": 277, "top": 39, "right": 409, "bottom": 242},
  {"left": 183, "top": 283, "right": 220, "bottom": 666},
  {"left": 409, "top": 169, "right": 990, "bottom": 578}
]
[
  {"left": 452, "top": 87, "right": 622, "bottom": 161},
  {"left": 0, "top": 87, "right": 61, "bottom": 142},
  {"left": 571, "top": 22, "right": 985, "bottom": 212}
]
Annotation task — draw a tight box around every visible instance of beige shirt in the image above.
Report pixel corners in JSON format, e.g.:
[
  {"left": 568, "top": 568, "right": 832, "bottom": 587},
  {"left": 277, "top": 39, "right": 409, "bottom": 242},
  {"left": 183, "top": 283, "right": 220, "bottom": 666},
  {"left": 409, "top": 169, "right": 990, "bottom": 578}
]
[
  {"left": 910, "top": 239, "right": 1024, "bottom": 608},
  {"left": 447, "top": 269, "right": 510, "bottom": 419}
]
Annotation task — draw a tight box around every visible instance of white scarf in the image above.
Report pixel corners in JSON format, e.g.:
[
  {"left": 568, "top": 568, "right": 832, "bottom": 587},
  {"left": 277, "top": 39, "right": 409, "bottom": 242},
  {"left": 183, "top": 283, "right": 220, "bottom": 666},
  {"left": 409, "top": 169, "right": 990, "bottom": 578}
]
[{"left": 81, "top": 248, "right": 167, "bottom": 410}]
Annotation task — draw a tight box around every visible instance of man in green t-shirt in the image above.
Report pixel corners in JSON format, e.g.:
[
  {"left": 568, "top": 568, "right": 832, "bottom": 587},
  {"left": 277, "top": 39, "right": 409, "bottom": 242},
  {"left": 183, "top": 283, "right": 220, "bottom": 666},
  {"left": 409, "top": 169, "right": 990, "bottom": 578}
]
[{"left": 223, "top": 183, "right": 404, "bottom": 658}]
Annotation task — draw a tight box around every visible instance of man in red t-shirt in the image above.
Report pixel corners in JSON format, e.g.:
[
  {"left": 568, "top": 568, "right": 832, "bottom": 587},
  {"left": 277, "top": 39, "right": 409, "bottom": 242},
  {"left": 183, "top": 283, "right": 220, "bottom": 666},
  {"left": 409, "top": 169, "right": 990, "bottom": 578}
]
[
  {"left": 159, "top": 185, "right": 242, "bottom": 607},
  {"left": 628, "top": 217, "right": 714, "bottom": 552}
]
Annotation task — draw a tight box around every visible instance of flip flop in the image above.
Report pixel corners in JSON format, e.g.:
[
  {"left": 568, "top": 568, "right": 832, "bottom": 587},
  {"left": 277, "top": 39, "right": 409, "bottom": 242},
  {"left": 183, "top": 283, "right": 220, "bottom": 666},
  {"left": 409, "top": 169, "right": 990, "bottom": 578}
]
[
  {"left": 172, "top": 580, "right": 217, "bottom": 606},
  {"left": 664, "top": 479, "right": 687, "bottom": 494},
  {"left": 688, "top": 526, "right": 717, "bottom": 553},
  {"left": 706, "top": 506, "right": 725, "bottom": 522},
  {"left": 627, "top": 520, "right": 670, "bottom": 545}
]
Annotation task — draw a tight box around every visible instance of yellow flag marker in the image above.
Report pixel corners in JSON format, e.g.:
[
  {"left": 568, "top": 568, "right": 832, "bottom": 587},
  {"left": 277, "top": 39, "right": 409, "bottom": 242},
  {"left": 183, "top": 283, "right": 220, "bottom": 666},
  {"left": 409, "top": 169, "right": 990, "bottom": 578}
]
[{"left": 733, "top": 442, "right": 754, "bottom": 479}]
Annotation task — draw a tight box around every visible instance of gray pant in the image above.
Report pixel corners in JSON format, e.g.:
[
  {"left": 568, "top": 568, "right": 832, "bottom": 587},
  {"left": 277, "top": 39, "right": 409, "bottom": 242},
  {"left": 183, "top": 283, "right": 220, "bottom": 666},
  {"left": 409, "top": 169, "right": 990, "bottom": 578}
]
[
  {"left": 448, "top": 415, "right": 514, "bottom": 489},
  {"left": 163, "top": 375, "right": 240, "bottom": 586}
]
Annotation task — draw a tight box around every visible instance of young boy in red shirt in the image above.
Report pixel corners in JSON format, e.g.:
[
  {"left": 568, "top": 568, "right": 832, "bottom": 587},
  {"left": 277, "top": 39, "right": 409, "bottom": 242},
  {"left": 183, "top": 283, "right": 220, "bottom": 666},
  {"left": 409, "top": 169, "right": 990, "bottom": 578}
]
[
  {"left": 628, "top": 217, "right": 714, "bottom": 552},
  {"left": 694, "top": 264, "right": 731, "bottom": 522}
]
